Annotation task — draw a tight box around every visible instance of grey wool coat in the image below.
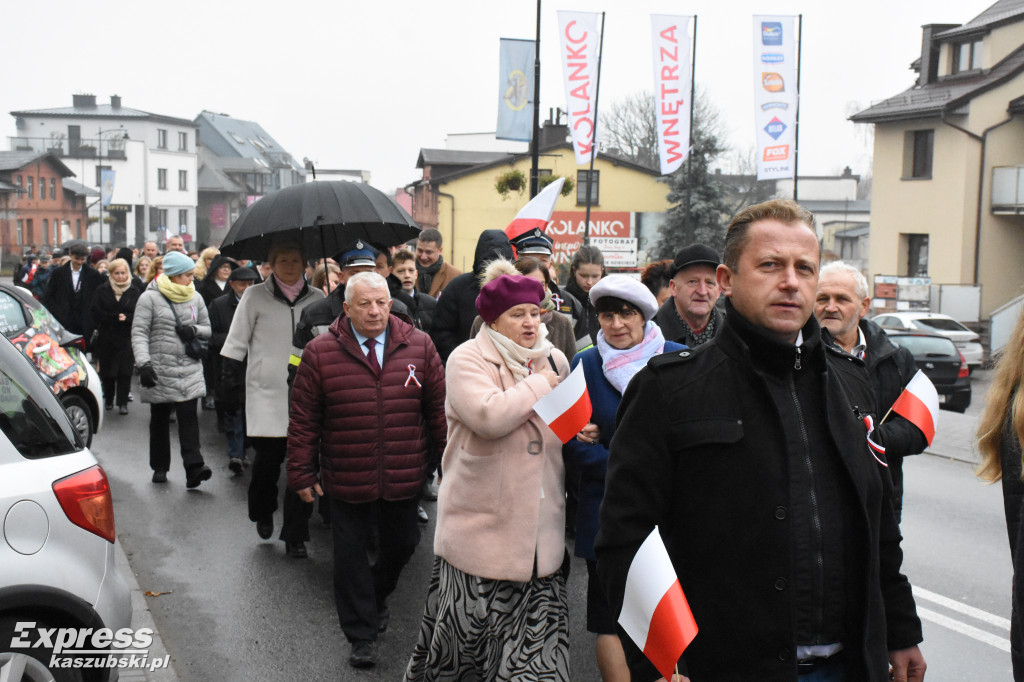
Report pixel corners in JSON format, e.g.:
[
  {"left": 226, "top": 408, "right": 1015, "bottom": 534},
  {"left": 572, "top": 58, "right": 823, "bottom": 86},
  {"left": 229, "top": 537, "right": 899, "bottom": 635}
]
[
  {"left": 220, "top": 276, "right": 324, "bottom": 438},
  {"left": 131, "top": 280, "right": 211, "bottom": 405}
]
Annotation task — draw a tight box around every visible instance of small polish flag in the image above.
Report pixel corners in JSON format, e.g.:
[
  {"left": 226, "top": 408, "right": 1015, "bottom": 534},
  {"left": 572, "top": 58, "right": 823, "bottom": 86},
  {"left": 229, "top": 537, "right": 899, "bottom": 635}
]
[
  {"left": 619, "top": 527, "right": 698, "bottom": 681},
  {"left": 532, "top": 362, "right": 592, "bottom": 443},
  {"left": 890, "top": 369, "right": 940, "bottom": 445},
  {"left": 505, "top": 177, "right": 565, "bottom": 242}
]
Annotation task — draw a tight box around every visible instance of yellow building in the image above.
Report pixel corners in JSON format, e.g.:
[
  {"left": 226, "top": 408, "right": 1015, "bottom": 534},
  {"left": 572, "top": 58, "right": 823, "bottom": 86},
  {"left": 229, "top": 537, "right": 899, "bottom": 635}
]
[
  {"left": 852, "top": 0, "right": 1024, "bottom": 318},
  {"left": 410, "top": 136, "right": 672, "bottom": 272}
]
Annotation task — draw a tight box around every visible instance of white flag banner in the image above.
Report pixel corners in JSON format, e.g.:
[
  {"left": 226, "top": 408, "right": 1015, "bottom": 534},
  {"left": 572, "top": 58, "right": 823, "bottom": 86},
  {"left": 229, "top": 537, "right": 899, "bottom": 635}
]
[
  {"left": 558, "top": 10, "right": 601, "bottom": 165},
  {"left": 651, "top": 15, "right": 692, "bottom": 176},
  {"left": 752, "top": 15, "right": 798, "bottom": 180}
]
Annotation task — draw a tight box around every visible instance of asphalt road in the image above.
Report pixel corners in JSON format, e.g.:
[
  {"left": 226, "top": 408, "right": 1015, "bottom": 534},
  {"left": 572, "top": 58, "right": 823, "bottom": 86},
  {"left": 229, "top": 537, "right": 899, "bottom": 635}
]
[{"left": 93, "top": 369, "right": 1012, "bottom": 680}]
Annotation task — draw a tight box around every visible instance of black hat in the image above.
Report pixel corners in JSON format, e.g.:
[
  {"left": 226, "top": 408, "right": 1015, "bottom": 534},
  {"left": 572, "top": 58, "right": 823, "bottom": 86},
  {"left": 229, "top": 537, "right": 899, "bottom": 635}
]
[
  {"left": 228, "top": 266, "right": 259, "bottom": 283},
  {"left": 335, "top": 239, "right": 379, "bottom": 268},
  {"left": 670, "top": 244, "right": 721, "bottom": 278},
  {"left": 511, "top": 228, "right": 553, "bottom": 256}
]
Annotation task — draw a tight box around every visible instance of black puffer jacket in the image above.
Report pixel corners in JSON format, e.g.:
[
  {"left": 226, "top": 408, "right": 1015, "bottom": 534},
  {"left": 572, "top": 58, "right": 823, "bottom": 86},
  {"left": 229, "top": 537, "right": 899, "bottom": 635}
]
[
  {"left": 596, "top": 305, "right": 922, "bottom": 681},
  {"left": 429, "top": 229, "right": 513, "bottom": 361}
]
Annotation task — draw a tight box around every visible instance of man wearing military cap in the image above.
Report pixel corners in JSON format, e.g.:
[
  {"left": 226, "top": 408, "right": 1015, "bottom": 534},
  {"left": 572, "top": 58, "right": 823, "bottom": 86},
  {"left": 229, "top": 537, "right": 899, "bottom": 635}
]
[
  {"left": 653, "top": 243, "right": 724, "bottom": 347},
  {"left": 510, "top": 228, "right": 584, "bottom": 339}
]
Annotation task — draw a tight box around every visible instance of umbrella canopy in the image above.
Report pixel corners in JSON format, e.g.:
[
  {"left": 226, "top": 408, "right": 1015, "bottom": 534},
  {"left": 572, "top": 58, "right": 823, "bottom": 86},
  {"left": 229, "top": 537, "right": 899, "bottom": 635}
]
[{"left": 218, "top": 181, "right": 420, "bottom": 261}]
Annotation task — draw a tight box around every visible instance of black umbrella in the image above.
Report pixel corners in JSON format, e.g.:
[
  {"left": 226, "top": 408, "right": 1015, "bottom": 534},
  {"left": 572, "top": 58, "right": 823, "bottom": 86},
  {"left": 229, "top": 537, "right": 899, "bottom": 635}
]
[{"left": 218, "top": 181, "right": 420, "bottom": 261}]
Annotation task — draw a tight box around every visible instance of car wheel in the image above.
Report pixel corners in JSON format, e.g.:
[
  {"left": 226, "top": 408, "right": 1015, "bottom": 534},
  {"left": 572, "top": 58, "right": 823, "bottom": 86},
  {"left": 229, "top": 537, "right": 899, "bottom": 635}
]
[
  {"left": 60, "top": 395, "right": 93, "bottom": 448},
  {"left": 0, "top": 617, "right": 85, "bottom": 682}
]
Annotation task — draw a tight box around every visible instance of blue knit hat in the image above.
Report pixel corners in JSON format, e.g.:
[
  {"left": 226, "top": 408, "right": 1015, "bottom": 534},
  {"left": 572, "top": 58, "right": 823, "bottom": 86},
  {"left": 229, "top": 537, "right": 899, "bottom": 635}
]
[{"left": 162, "top": 250, "right": 196, "bottom": 276}]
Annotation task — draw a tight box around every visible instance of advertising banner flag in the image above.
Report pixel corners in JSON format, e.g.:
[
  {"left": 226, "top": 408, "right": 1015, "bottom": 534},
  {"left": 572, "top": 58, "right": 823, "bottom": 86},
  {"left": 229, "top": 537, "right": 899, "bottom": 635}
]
[
  {"left": 497, "top": 38, "right": 535, "bottom": 142},
  {"left": 558, "top": 11, "right": 601, "bottom": 165},
  {"left": 100, "top": 169, "right": 116, "bottom": 207},
  {"left": 651, "top": 15, "right": 693, "bottom": 175},
  {"left": 533, "top": 363, "right": 592, "bottom": 443},
  {"left": 752, "top": 15, "right": 798, "bottom": 180},
  {"left": 619, "top": 526, "right": 699, "bottom": 680}
]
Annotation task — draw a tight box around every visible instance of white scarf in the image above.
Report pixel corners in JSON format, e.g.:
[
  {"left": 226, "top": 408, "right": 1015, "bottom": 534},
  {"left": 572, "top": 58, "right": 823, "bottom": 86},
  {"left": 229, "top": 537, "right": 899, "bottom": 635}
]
[
  {"left": 597, "top": 321, "right": 667, "bottom": 394},
  {"left": 482, "top": 322, "right": 553, "bottom": 383}
]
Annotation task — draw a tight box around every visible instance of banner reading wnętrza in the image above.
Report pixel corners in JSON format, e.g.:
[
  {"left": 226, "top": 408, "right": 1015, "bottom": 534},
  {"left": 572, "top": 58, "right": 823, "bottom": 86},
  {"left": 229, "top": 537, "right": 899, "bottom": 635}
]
[{"left": 651, "top": 15, "right": 692, "bottom": 176}]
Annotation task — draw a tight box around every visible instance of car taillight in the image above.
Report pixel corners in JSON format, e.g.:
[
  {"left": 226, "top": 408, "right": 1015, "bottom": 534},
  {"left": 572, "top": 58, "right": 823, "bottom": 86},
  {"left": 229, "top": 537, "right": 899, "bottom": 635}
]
[
  {"left": 957, "top": 351, "right": 969, "bottom": 379},
  {"left": 64, "top": 337, "right": 87, "bottom": 352},
  {"left": 52, "top": 465, "right": 115, "bottom": 543}
]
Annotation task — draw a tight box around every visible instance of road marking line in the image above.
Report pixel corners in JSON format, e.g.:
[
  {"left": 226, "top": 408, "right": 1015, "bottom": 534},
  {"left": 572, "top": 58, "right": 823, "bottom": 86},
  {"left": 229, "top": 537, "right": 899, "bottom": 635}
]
[
  {"left": 914, "top": 587, "right": 1011, "bottom": 630},
  {"left": 917, "top": 607, "right": 1011, "bottom": 652}
]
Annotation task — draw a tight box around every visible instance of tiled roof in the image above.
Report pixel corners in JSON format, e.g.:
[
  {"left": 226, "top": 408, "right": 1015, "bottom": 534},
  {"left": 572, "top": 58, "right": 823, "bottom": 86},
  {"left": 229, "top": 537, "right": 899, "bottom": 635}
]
[
  {"left": 11, "top": 103, "right": 194, "bottom": 127},
  {"left": 851, "top": 43, "right": 1024, "bottom": 123},
  {"left": 61, "top": 179, "right": 98, "bottom": 197},
  {"left": 937, "top": 0, "right": 1024, "bottom": 39},
  {"left": 0, "top": 151, "right": 74, "bottom": 175}
]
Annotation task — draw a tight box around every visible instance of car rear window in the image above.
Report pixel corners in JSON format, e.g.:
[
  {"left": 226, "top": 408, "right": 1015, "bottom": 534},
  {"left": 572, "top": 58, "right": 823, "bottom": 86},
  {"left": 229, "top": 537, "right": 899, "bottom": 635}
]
[
  {"left": 915, "top": 318, "right": 970, "bottom": 333},
  {"left": 0, "top": 349, "right": 79, "bottom": 458},
  {"left": 890, "top": 335, "right": 958, "bottom": 357}
]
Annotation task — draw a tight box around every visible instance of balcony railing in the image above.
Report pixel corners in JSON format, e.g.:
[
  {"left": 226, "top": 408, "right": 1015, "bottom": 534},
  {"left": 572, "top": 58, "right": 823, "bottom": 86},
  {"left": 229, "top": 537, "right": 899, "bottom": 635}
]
[{"left": 8, "top": 136, "right": 129, "bottom": 160}]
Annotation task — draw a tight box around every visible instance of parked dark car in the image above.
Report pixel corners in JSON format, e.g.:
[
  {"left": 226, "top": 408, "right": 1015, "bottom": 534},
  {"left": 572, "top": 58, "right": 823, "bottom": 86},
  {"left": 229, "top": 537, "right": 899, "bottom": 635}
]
[
  {"left": 0, "top": 282, "right": 103, "bottom": 445},
  {"left": 884, "top": 330, "right": 971, "bottom": 414}
]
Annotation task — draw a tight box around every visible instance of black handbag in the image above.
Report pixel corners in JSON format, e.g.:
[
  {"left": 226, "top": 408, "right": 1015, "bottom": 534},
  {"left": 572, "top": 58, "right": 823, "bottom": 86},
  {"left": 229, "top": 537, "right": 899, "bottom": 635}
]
[{"left": 162, "top": 295, "right": 208, "bottom": 360}]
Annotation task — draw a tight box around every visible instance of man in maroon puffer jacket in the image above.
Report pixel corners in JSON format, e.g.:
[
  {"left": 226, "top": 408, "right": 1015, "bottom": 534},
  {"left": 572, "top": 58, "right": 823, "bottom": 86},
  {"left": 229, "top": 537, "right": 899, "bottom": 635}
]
[{"left": 287, "top": 271, "right": 447, "bottom": 670}]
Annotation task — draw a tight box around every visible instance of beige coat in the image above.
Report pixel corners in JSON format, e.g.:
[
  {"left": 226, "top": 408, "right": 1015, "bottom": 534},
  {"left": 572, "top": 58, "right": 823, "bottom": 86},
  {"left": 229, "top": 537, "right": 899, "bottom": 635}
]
[{"left": 434, "top": 330, "right": 569, "bottom": 582}]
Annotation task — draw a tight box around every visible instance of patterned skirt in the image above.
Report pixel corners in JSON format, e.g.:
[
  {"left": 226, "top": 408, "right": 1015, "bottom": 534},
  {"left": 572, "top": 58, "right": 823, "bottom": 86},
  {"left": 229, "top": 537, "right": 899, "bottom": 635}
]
[{"left": 405, "top": 556, "right": 570, "bottom": 681}]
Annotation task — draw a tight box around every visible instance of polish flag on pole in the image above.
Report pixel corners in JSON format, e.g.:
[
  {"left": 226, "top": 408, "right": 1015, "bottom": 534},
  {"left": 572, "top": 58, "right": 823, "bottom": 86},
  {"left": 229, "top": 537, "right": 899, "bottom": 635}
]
[
  {"left": 532, "top": 362, "right": 591, "bottom": 443},
  {"left": 619, "top": 527, "right": 698, "bottom": 680},
  {"left": 890, "top": 369, "right": 940, "bottom": 445},
  {"left": 505, "top": 177, "right": 565, "bottom": 242}
]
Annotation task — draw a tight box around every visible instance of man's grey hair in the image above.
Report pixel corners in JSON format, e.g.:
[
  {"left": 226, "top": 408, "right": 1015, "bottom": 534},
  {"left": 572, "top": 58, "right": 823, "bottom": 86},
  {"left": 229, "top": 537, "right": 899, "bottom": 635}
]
[
  {"left": 819, "top": 261, "right": 869, "bottom": 300},
  {"left": 344, "top": 271, "right": 391, "bottom": 304}
]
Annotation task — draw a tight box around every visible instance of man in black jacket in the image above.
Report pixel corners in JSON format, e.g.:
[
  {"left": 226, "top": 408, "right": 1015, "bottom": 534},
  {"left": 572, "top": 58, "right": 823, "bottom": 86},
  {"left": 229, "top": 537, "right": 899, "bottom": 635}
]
[
  {"left": 596, "top": 199, "right": 925, "bottom": 681},
  {"left": 42, "top": 243, "right": 104, "bottom": 346},
  {"left": 815, "top": 261, "right": 927, "bottom": 523},
  {"left": 211, "top": 266, "right": 257, "bottom": 473},
  {"left": 653, "top": 243, "right": 724, "bottom": 348},
  {"left": 429, "top": 229, "right": 514, "bottom": 362}
]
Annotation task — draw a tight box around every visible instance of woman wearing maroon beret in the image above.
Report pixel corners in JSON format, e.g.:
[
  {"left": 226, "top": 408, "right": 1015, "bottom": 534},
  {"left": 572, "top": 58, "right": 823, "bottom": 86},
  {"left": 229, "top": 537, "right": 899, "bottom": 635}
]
[{"left": 407, "top": 259, "right": 570, "bottom": 681}]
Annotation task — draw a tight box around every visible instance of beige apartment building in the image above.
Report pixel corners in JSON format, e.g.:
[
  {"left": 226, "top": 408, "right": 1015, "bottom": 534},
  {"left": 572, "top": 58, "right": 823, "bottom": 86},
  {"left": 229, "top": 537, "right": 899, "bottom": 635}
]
[{"left": 852, "top": 0, "right": 1024, "bottom": 317}]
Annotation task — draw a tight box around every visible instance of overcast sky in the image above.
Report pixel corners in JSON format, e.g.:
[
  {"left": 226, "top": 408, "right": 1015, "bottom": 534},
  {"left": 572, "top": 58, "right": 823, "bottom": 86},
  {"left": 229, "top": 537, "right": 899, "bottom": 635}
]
[{"left": 2, "top": 0, "right": 993, "bottom": 193}]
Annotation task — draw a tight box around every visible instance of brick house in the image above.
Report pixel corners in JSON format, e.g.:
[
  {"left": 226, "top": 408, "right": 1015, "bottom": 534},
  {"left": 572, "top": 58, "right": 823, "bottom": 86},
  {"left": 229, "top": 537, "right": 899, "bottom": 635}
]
[{"left": 0, "top": 151, "right": 91, "bottom": 257}]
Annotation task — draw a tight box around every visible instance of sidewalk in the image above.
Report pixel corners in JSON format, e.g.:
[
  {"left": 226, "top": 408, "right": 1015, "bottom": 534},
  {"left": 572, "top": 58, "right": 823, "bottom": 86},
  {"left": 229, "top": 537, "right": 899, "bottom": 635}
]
[
  {"left": 114, "top": 539, "right": 180, "bottom": 682},
  {"left": 922, "top": 369, "right": 991, "bottom": 466}
]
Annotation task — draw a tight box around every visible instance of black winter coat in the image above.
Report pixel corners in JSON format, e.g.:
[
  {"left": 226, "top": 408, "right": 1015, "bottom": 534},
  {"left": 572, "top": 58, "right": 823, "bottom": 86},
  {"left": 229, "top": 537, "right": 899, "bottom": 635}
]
[
  {"left": 596, "top": 307, "right": 922, "bottom": 681},
  {"left": 208, "top": 293, "right": 242, "bottom": 400},
  {"left": 430, "top": 229, "right": 514, "bottom": 361},
  {"left": 653, "top": 296, "right": 725, "bottom": 347},
  {"left": 90, "top": 282, "right": 139, "bottom": 378},
  {"left": 562, "top": 278, "right": 595, "bottom": 348},
  {"left": 42, "top": 263, "right": 105, "bottom": 341}
]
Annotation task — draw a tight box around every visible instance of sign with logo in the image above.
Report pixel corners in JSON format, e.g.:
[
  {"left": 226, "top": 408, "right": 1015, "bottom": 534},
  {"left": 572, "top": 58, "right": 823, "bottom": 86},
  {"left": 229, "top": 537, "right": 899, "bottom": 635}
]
[
  {"left": 650, "top": 14, "right": 693, "bottom": 175},
  {"left": 545, "top": 211, "right": 631, "bottom": 264},
  {"left": 496, "top": 38, "right": 535, "bottom": 142},
  {"left": 753, "top": 15, "right": 798, "bottom": 180},
  {"left": 558, "top": 11, "right": 602, "bottom": 165}
]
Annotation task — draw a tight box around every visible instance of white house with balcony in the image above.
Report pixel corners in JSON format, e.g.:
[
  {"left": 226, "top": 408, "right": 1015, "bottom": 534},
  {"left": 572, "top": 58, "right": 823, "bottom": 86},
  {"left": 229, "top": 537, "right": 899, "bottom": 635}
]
[{"left": 9, "top": 94, "right": 199, "bottom": 248}]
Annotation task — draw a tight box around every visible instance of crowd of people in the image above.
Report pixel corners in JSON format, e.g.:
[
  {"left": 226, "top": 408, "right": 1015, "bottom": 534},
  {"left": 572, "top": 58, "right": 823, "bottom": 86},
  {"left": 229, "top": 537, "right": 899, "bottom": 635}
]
[{"left": 14, "top": 198, "right": 967, "bottom": 680}]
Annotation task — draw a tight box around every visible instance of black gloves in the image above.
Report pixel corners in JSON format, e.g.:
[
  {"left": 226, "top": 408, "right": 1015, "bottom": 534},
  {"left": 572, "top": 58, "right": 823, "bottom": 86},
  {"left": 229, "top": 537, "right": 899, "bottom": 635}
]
[
  {"left": 139, "top": 363, "right": 158, "bottom": 388},
  {"left": 175, "top": 324, "right": 197, "bottom": 342}
]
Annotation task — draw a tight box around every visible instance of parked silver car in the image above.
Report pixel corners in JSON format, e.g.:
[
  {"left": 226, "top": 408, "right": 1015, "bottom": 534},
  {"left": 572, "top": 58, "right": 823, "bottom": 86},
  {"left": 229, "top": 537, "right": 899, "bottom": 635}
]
[
  {"left": 0, "top": 334, "right": 130, "bottom": 681},
  {"left": 872, "top": 311, "right": 985, "bottom": 371}
]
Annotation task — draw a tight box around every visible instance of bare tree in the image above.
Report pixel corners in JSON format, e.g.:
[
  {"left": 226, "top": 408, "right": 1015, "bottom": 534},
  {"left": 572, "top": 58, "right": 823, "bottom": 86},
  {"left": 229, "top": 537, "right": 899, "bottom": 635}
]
[{"left": 599, "top": 91, "right": 659, "bottom": 168}]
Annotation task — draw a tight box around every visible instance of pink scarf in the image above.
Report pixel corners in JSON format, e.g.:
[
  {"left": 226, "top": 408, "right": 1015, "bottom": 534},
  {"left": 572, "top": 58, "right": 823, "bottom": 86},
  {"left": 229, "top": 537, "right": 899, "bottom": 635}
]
[
  {"left": 273, "top": 274, "right": 304, "bottom": 302},
  {"left": 597, "top": 321, "right": 667, "bottom": 394}
]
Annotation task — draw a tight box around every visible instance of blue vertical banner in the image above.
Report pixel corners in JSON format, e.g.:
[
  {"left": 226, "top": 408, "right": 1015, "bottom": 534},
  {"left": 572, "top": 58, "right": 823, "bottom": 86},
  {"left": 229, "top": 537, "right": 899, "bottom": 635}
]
[
  {"left": 100, "top": 169, "right": 116, "bottom": 207},
  {"left": 497, "top": 38, "right": 535, "bottom": 142}
]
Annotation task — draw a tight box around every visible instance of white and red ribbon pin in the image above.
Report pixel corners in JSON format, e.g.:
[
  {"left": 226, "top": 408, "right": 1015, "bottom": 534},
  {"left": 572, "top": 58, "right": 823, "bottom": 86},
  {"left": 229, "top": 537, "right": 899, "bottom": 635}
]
[{"left": 404, "top": 364, "right": 422, "bottom": 388}]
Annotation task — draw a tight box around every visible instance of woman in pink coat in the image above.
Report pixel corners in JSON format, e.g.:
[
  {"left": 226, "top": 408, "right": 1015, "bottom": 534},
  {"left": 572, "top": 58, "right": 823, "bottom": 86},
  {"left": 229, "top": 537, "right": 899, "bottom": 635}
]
[{"left": 406, "top": 261, "right": 570, "bottom": 681}]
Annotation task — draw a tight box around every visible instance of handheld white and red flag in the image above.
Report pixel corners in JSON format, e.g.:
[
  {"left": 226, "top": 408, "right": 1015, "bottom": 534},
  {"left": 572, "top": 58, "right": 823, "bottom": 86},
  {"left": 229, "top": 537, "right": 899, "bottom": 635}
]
[
  {"left": 619, "top": 526, "right": 698, "bottom": 680},
  {"left": 532, "top": 362, "right": 591, "bottom": 443},
  {"left": 889, "top": 369, "right": 940, "bottom": 446},
  {"left": 505, "top": 177, "right": 565, "bottom": 242}
]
